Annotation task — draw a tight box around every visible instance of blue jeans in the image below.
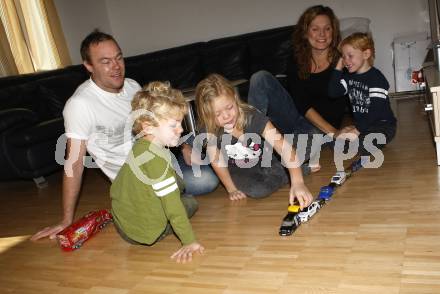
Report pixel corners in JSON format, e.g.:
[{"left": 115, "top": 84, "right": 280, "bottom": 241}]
[
  {"left": 177, "top": 154, "right": 219, "bottom": 196},
  {"left": 248, "top": 70, "right": 321, "bottom": 135},
  {"left": 248, "top": 70, "right": 324, "bottom": 164}
]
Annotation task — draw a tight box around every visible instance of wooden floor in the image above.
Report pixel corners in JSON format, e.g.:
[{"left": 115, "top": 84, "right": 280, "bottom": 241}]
[{"left": 1, "top": 98, "right": 440, "bottom": 294}]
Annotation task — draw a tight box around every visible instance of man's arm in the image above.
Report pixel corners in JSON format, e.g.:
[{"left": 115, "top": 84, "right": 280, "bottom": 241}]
[{"left": 31, "top": 138, "right": 87, "bottom": 240}]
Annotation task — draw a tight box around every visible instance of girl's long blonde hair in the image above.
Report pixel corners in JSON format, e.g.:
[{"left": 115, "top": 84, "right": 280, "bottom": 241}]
[{"left": 195, "top": 74, "right": 253, "bottom": 136}]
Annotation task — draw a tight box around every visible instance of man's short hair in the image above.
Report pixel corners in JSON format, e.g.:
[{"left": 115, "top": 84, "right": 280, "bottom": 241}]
[{"left": 80, "top": 29, "right": 119, "bottom": 63}]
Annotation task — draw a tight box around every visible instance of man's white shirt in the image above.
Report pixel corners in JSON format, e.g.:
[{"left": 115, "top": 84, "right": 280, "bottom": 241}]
[{"left": 63, "top": 78, "right": 141, "bottom": 180}]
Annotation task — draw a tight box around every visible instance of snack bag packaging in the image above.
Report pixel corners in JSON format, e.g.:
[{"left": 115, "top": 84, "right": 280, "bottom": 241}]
[{"left": 56, "top": 209, "right": 113, "bottom": 251}]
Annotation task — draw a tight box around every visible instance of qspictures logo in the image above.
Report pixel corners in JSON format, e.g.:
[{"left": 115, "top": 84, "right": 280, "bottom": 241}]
[{"left": 55, "top": 108, "right": 387, "bottom": 185}]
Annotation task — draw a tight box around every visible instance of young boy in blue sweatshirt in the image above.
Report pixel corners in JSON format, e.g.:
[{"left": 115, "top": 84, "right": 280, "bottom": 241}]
[{"left": 328, "top": 32, "right": 396, "bottom": 156}]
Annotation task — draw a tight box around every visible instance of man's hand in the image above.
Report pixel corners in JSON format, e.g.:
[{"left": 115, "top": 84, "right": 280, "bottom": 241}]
[
  {"left": 30, "top": 220, "right": 71, "bottom": 241},
  {"left": 170, "top": 242, "right": 205, "bottom": 263},
  {"left": 31, "top": 138, "right": 86, "bottom": 242}
]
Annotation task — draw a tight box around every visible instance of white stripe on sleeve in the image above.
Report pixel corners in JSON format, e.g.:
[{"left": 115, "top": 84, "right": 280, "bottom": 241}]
[
  {"left": 152, "top": 177, "right": 175, "bottom": 190},
  {"left": 369, "top": 87, "right": 388, "bottom": 95},
  {"left": 340, "top": 79, "right": 348, "bottom": 94},
  {"left": 370, "top": 93, "right": 387, "bottom": 99},
  {"left": 155, "top": 183, "right": 179, "bottom": 197}
]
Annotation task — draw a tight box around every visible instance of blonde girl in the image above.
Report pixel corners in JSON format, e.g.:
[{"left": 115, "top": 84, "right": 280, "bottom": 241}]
[{"left": 195, "top": 74, "right": 312, "bottom": 208}]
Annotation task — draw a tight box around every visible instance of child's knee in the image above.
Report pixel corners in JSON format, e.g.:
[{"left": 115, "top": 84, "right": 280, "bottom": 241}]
[
  {"left": 181, "top": 194, "right": 198, "bottom": 218},
  {"left": 241, "top": 181, "right": 281, "bottom": 199}
]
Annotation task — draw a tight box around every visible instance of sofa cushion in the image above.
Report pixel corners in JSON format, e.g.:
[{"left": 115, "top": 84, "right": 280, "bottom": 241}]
[
  {"left": 37, "top": 71, "right": 87, "bottom": 104},
  {"left": 126, "top": 43, "right": 204, "bottom": 89},
  {"left": 0, "top": 67, "right": 72, "bottom": 89},
  {"left": 248, "top": 28, "right": 293, "bottom": 75},
  {"left": 202, "top": 37, "right": 249, "bottom": 81},
  {"left": 0, "top": 72, "right": 86, "bottom": 122},
  {"left": 5, "top": 137, "right": 60, "bottom": 173},
  {"left": 7, "top": 117, "right": 64, "bottom": 147},
  {"left": 125, "top": 64, "right": 145, "bottom": 86},
  {"left": 38, "top": 86, "right": 65, "bottom": 118},
  {"left": 0, "top": 82, "right": 54, "bottom": 121},
  {"left": 0, "top": 108, "right": 38, "bottom": 132},
  {"left": 40, "top": 71, "right": 88, "bottom": 118},
  {"left": 141, "top": 55, "right": 202, "bottom": 90}
]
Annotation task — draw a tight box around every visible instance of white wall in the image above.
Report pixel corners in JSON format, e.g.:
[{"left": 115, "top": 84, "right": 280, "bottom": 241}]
[
  {"left": 55, "top": 0, "right": 112, "bottom": 64},
  {"left": 56, "top": 0, "right": 430, "bottom": 92}
]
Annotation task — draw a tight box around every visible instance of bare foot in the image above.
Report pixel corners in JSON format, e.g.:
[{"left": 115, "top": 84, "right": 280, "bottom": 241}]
[{"left": 310, "top": 165, "right": 321, "bottom": 173}]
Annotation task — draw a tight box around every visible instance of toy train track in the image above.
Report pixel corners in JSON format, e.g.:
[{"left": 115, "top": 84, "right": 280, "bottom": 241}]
[{"left": 279, "top": 157, "right": 364, "bottom": 236}]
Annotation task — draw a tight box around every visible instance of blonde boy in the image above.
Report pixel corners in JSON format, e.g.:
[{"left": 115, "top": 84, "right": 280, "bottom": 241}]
[{"left": 111, "top": 81, "right": 204, "bottom": 263}]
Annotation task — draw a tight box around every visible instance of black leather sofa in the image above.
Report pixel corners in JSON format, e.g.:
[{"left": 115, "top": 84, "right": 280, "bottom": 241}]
[{"left": 0, "top": 25, "right": 294, "bottom": 187}]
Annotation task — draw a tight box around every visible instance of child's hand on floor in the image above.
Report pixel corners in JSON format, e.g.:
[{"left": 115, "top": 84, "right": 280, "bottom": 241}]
[
  {"left": 228, "top": 190, "right": 247, "bottom": 201},
  {"left": 289, "top": 183, "right": 313, "bottom": 209},
  {"left": 171, "top": 242, "right": 205, "bottom": 263}
]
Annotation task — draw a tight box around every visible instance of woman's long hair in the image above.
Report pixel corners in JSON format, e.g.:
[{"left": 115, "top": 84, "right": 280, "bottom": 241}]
[{"left": 293, "top": 5, "right": 341, "bottom": 80}]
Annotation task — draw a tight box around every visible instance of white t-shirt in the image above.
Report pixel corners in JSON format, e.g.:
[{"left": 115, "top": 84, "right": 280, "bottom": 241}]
[{"left": 63, "top": 78, "right": 141, "bottom": 180}]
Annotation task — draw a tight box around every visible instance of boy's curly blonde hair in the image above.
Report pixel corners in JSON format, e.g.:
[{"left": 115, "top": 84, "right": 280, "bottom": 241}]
[
  {"left": 131, "top": 81, "right": 188, "bottom": 136},
  {"left": 339, "top": 32, "right": 375, "bottom": 66}
]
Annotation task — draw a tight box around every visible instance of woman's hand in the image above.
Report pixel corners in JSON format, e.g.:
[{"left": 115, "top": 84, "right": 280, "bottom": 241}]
[
  {"left": 289, "top": 183, "right": 313, "bottom": 209},
  {"left": 170, "top": 242, "right": 205, "bottom": 263},
  {"left": 335, "top": 125, "right": 360, "bottom": 141},
  {"left": 228, "top": 190, "right": 247, "bottom": 201}
]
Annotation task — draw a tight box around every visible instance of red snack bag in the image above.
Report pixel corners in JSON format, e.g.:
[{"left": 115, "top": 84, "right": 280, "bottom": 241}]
[{"left": 56, "top": 209, "right": 113, "bottom": 251}]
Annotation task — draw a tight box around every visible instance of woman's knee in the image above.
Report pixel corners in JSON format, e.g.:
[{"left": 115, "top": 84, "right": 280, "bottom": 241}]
[
  {"left": 181, "top": 194, "right": 199, "bottom": 218},
  {"left": 250, "top": 70, "right": 274, "bottom": 86}
]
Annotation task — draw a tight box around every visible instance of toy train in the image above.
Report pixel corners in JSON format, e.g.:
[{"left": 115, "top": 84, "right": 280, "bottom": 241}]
[{"left": 279, "top": 157, "right": 363, "bottom": 236}]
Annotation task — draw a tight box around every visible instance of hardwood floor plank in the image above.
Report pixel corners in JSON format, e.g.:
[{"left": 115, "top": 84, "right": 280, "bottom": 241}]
[{"left": 1, "top": 99, "right": 440, "bottom": 293}]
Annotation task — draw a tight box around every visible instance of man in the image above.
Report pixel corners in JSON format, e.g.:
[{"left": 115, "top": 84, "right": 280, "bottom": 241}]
[{"left": 31, "top": 30, "right": 218, "bottom": 241}]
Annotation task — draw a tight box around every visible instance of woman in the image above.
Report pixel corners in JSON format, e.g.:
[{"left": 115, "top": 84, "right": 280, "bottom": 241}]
[{"left": 248, "top": 5, "right": 347, "bottom": 166}]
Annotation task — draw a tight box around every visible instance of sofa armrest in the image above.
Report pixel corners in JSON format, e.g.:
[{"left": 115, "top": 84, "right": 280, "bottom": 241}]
[
  {"left": 7, "top": 117, "right": 64, "bottom": 147},
  {"left": 0, "top": 108, "right": 39, "bottom": 133}
]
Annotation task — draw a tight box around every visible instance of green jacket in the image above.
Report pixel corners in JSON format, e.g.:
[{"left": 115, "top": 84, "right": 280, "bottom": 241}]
[{"left": 111, "top": 139, "right": 196, "bottom": 245}]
